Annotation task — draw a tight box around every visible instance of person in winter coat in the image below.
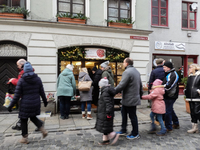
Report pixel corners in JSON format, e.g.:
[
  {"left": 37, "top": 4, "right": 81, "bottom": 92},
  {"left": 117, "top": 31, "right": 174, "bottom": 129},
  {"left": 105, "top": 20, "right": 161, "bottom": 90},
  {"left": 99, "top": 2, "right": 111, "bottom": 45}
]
[
  {"left": 78, "top": 67, "right": 93, "bottom": 120},
  {"left": 115, "top": 58, "right": 143, "bottom": 140},
  {"left": 57, "top": 64, "right": 76, "bottom": 120},
  {"left": 7, "top": 62, "right": 48, "bottom": 144},
  {"left": 142, "top": 79, "right": 166, "bottom": 136},
  {"left": 100, "top": 61, "right": 114, "bottom": 87},
  {"left": 95, "top": 77, "right": 119, "bottom": 145},
  {"left": 185, "top": 63, "right": 200, "bottom": 133},
  {"left": 92, "top": 66, "right": 102, "bottom": 106}
]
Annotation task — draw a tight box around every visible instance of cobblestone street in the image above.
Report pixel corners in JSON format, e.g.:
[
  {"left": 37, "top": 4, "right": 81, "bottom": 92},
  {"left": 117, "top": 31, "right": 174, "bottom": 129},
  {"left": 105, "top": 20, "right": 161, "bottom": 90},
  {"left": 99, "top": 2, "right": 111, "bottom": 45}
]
[{"left": 1, "top": 117, "right": 200, "bottom": 150}]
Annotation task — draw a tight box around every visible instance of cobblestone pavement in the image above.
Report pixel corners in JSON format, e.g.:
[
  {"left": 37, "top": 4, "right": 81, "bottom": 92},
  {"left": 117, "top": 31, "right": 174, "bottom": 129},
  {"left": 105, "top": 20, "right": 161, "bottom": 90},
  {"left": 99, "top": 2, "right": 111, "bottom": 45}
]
[{"left": 1, "top": 117, "right": 200, "bottom": 150}]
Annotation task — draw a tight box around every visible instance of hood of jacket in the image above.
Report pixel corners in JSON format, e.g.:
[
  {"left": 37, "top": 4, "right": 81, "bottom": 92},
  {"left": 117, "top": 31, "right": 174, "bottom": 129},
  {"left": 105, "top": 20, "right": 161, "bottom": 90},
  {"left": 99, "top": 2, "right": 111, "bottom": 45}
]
[
  {"left": 79, "top": 71, "right": 87, "bottom": 79},
  {"left": 22, "top": 72, "right": 38, "bottom": 84},
  {"left": 153, "top": 79, "right": 163, "bottom": 86},
  {"left": 165, "top": 68, "right": 175, "bottom": 76},
  {"left": 103, "top": 66, "right": 112, "bottom": 72},
  {"left": 61, "top": 68, "right": 73, "bottom": 76}
]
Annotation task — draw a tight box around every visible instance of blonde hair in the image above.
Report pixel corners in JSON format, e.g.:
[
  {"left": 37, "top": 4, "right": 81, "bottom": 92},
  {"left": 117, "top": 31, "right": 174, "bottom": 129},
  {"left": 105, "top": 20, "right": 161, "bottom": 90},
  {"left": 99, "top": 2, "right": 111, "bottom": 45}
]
[
  {"left": 189, "top": 63, "right": 200, "bottom": 75},
  {"left": 80, "top": 67, "right": 88, "bottom": 74}
]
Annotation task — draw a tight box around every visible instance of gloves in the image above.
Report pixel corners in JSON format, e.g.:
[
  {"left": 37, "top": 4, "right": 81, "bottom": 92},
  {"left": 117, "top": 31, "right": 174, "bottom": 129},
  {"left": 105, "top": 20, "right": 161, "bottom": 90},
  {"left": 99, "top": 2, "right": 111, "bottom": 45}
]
[
  {"left": 7, "top": 107, "right": 12, "bottom": 112},
  {"left": 44, "top": 102, "right": 48, "bottom": 107},
  {"left": 106, "top": 114, "right": 112, "bottom": 121}
]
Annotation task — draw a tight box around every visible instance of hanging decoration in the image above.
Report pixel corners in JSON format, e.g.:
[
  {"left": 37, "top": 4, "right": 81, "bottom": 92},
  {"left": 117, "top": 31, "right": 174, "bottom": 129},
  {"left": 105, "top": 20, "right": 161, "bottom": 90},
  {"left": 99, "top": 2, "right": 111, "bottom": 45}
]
[{"left": 105, "top": 48, "right": 129, "bottom": 62}]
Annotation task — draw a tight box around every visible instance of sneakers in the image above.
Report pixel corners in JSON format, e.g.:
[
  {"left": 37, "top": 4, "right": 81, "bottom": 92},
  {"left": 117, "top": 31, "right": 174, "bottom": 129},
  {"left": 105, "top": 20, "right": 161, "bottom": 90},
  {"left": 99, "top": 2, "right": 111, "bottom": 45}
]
[
  {"left": 167, "top": 129, "right": 173, "bottom": 132},
  {"left": 12, "top": 125, "right": 21, "bottom": 131},
  {"left": 116, "top": 131, "right": 127, "bottom": 136},
  {"left": 156, "top": 131, "right": 166, "bottom": 136},
  {"left": 60, "top": 116, "right": 65, "bottom": 120},
  {"left": 148, "top": 123, "right": 157, "bottom": 134},
  {"left": 126, "top": 134, "right": 140, "bottom": 140},
  {"left": 172, "top": 124, "right": 180, "bottom": 129},
  {"left": 98, "top": 140, "right": 110, "bottom": 145},
  {"left": 87, "top": 114, "right": 93, "bottom": 120},
  {"left": 82, "top": 114, "right": 86, "bottom": 119}
]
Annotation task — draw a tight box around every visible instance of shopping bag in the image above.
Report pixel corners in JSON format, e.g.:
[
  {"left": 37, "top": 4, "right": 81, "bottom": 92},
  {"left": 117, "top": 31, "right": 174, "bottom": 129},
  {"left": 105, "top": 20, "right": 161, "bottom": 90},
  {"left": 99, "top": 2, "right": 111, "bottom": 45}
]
[{"left": 3, "top": 93, "right": 14, "bottom": 108}]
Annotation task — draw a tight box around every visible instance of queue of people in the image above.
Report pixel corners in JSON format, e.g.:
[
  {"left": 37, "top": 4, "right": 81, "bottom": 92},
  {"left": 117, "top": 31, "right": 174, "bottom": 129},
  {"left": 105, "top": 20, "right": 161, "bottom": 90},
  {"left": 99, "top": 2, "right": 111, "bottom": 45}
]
[{"left": 6, "top": 57, "right": 200, "bottom": 145}]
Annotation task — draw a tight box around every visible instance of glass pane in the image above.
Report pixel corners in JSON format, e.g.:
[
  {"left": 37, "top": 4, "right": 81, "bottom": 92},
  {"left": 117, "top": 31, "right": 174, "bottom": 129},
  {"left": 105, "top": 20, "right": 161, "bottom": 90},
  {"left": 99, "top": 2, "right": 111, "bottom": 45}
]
[
  {"left": 182, "top": 19, "right": 188, "bottom": 28},
  {"left": 152, "top": 8, "right": 158, "bottom": 15},
  {"left": 108, "top": 17, "right": 118, "bottom": 22},
  {"left": 12, "top": 0, "right": 25, "bottom": 7},
  {"left": 73, "top": 0, "right": 84, "bottom": 4},
  {"left": 161, "top": 0, "right": 166, "bottom": 7},
  {"left": 161, "top": 9, "right": 166, "bottom": 16},
  {"left": 60, "top": 61, "right": 70, "bottom": 72},
  {"left": 190, "top": 12, "right": 195, "bottom": 20},
  {"left": 190, "top": 21, "right": 195, "bottom": 28},
  {"left": 120, "top": 9, "right": 130, "bottom": 18},
  {"left": 152, "top": 16, "right": 158, "bottom": 24},
  {"left": 59, "top": 0, "right": 70, "bottom": 2},
  {"left": 182, "top": 12, "right": 187, "bottom": 19},
  {"left": 0, "top": 0, "right": 8, "bottom": 6},
  {"left": 152, "top": 0, "right": 158, "bottom": 6},
  {"left": 59, "top": 2, "right": 70, "bottom": 12},
  {"left": 182, "top": 3, "right": 187, "bottom": 11},
  {"left": 108, "top": 0, "right": 118, "bottom": 8},
  {"left": 109, "top": 8, "right": 118, "bottom": 17},
  {"left": 73, "top": 4, "right": 84, "bottom": 14},
  {"left": 161, "top": 17, "right": 166, "bottom": 25},
  {"left": 120, "top": 0, "right": 130, "bottom": 9},
  {"left": 117, "top": 63, "right": 125, "bottom": 75},
  {"left": 72, "top": 61, "right": 82, "bottom": 75},
  {"left": 109, "top": 62, "right": 116, "bottom": 75}
]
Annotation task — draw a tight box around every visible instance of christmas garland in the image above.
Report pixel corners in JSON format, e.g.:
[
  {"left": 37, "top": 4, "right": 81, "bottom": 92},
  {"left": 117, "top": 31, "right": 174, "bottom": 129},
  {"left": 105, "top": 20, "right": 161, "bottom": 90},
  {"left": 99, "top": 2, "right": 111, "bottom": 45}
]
[{"left": 105, "top": 48, "right": 129, "bottom": 62}]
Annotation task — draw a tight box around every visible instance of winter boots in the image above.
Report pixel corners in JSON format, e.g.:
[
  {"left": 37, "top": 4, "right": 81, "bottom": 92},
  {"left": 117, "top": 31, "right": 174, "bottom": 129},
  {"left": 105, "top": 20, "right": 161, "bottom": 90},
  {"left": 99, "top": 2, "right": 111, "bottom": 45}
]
[
  {"left": 20, "top": 134, "right": 29, "bottom": 144},
  {"left": 187, "top": 123, "right": 198, "bottom": 133},
  {"left": 87, "top": 112, "right": 93, "bottom": 120},
  {"left": 39, "top": 126, "right": 48, "bottom": 138},
  {"left": 148, "top": 123, "right": 157, "bottom": 134}
]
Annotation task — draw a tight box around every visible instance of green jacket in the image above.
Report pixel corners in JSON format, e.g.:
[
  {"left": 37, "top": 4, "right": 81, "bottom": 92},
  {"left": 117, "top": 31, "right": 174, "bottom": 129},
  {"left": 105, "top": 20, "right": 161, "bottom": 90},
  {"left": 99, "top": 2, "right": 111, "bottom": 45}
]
[
  {"left": 57, "top": 68, "right": 76, "bottom": 97},
  {"left": 102, "top": 66, "right": 114, "bottom": 87}
]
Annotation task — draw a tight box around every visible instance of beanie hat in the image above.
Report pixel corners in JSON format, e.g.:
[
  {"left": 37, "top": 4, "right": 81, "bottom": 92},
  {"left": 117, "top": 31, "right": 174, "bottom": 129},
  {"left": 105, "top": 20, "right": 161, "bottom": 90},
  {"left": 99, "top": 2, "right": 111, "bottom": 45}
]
[
  {"left": 163, "top": 61, "right": 173, "bottom": 69},
  {"left": 92, "top": 66, "right": 97, "bottom": 71},
  {"left": 100, "top": 61, "right": 109, "bottom": 68},
  {"left": 99, "top": 77, "right": 109, "bottom": 87},
  {"left": 66, "top": 64, "right": 74, "bottom": 71},
  {"left": 153, "top": 79, "right": 163, "bottom": 86},
  {"left": 24, "top": 62, "right": 33, "bottom": 73},
  {"left": 156, "top": 58, "right": 164, "bottom": 65}
]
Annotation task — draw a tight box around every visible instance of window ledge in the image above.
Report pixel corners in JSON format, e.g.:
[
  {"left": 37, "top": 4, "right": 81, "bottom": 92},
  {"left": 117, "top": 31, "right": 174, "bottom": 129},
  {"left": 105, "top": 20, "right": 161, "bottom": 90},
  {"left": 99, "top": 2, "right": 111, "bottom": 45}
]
[
  {"left": 182, "top": 28, "right": 198, "bottom": 32},
  {"left": 151, "top": 25, "right": 169, "bottom": 29}
]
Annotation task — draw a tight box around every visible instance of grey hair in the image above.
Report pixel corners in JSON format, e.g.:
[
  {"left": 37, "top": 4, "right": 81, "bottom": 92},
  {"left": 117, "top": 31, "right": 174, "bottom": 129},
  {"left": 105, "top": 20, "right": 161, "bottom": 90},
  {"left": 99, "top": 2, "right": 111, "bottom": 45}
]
[{"left": 17, "top": 59, "right": 26, "bottom": 65}]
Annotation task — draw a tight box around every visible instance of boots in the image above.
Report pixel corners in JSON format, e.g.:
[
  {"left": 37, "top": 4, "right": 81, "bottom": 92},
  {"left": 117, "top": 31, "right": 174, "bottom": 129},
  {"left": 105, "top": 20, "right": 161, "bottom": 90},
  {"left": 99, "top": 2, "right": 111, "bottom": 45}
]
[
  {"left": 148, "top": 123, "right": 156, "bottom": 134},
  {"left": 187, "top": 123, "right": 198, "bottom": 133},
  {"left": 87, "top": 112, "right": 93, "bottom": 120},
  {"left": 39, "top": 126, "right": 48, "bottom": 138},
  {"left": 20, "top": 134, "right": 29, "bottom": 144},
  {"left": 82, "top": 111, "right": 86, "bottom": 119}
]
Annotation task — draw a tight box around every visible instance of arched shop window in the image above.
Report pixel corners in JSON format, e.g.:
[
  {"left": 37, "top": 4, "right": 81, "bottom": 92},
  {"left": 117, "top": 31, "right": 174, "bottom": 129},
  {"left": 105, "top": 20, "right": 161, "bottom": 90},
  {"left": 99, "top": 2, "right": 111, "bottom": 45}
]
[{"left": 57, "top": 46, "right": 129, "bottom": 87}]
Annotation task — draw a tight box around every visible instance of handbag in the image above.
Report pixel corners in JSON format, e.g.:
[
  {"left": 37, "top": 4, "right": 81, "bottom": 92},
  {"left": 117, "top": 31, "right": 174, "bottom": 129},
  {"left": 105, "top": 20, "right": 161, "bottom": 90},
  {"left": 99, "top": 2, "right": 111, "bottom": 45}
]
[
  {"left": 3, "top": 83, "right": 16, "bottom": 108},
  {"left": 78, "top": 75, "right": 92, "bottom": 91}
]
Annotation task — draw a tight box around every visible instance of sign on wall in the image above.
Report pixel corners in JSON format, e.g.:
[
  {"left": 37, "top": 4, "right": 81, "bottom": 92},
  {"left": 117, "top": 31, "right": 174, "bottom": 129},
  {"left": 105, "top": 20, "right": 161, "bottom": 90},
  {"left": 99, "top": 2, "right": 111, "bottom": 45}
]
[
  {"left": 155, "top": 41, "right": 185, "bottom": 51},
  {"left": 85, "top": 48, "right": 105, "bottom": 59}
]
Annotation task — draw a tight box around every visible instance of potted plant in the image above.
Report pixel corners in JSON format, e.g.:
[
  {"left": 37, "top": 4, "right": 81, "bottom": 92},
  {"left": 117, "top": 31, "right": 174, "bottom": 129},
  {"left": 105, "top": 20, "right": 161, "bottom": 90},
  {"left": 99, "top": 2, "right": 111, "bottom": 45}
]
[
  {"left": 0, "top": 6, "right": 30, "bottom": 19},
  {"left": 57, "top": 12, "right": 87, "bottom": 24},
  {"left": 107, "top": 18, "right": 134, "bottom": 29},
  {"left": 181, "top": 77, "right": 190, "bottom": 113},
  {"left": 179, "top": 77, "right": 187, "bottom": 95}
]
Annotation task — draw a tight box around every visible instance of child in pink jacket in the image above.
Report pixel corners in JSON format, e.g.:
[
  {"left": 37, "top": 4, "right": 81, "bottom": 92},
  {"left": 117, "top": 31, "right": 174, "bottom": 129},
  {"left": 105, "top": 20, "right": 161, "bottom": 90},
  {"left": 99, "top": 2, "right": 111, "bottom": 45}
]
[{"left": 142, "top": 79, "right": 166, "bottom": 136}]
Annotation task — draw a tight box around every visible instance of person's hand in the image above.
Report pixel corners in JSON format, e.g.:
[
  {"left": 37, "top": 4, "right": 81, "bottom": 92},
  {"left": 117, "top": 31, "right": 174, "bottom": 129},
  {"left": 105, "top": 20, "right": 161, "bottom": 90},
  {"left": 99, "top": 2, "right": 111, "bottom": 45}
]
[
  {"left": 7, "top": 107, "right": 12, "bottom": 112},
  {"left": 44, "top": 102, "right": 48, "bottom": 107}
]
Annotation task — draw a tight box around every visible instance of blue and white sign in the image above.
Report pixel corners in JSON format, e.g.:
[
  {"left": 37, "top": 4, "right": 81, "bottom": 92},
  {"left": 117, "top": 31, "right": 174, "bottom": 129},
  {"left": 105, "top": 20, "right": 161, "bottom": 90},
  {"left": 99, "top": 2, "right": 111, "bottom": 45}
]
[{"left": 155, "top": 41, "right": 185, "bottom": 51}]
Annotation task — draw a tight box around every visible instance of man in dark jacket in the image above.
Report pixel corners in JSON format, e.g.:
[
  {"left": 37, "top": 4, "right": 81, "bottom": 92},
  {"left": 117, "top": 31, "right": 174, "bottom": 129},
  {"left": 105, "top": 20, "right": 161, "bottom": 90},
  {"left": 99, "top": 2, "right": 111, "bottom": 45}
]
[
  {"left": 162, "top": 61, "right": 180, "bottom": 131},
  {"left": 115, "top": 58, "right": 143, "bottom": 140}
]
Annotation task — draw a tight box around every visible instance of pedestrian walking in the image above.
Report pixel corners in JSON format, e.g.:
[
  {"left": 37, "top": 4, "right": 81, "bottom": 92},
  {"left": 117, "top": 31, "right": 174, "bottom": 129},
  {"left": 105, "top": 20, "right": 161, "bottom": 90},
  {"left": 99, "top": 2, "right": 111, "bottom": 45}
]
[
  {"left": 100, "top": 61, "right": 114, "bottom": 87},
  {"left": 115, "top": 58, "right": 143, "bottom": 140},
  {"left": 78, "top": 67, "right": 93, "bottom": 120},
  {"left": 95, "top": 77, "right": 119, "bottom": 145},
  {"left": 142, "top": 79, "right": 166, "bottom": 136},
  {"left": 184, "top": 63, "right": 200, "bottom": 133},
  {"left": 162, "top": 61, "right": 180, "bottom": 132},
  {"left": 57, "top": 64, "right": 76, "bottom": 120},
  {"left": 7, "top": 62, "right": 48, "bottom": 144}
]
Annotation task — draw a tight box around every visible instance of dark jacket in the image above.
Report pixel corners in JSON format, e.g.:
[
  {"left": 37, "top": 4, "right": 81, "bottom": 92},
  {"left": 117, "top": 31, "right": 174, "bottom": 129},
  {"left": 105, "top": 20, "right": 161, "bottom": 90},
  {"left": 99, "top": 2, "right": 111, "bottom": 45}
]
[
  {"left": 95, "top": 86, "right": 116, "bottom": 133},
  {"left": 115, "top": 65, "right": 143, "bottom": 106},
  {"left": 185, "top": 71, "right": 200, "bottom": 101},
  {"left": 162, "top": 68, "right": 179, "bottom": 99},
  {"left": 8, "top": 72, "right": 47, "bottom": 119},
  {"left": 102, "top": 66, "right": 114, "bottom": 87},
  {"left": 92, "top": 69, "right": 102, "bottom": 105},
  {"left": 148, "top": 65, "right": 165, "bottom": 90}
]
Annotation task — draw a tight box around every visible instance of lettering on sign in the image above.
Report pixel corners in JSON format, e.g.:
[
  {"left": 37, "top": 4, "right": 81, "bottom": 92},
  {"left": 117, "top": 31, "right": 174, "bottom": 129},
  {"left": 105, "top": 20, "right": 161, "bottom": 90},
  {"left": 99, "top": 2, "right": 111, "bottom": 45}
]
[
  {"left": 155, "top": 41, "right": 185, "bottom": 51},
  {"left": 130, "top": 36, "right": 148, "bottom": 40},
  {"left": 85, "top": 48, "right": 105, "bottom": 59}
]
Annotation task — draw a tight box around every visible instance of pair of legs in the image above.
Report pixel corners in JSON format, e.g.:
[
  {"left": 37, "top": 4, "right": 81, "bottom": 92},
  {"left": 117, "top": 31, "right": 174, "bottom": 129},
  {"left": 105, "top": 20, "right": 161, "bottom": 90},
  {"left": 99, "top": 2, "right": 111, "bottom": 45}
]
[
  {"left": 150, "top": 112, "right": 166, "bottom": 134},
  {"left": 99, "top": 132, "right": 119, "bottom": 145},
  {"left": 164, "top": 98, "right": 179, "bottom": 130},
  {"left": 189, "top": 101, "right": 200, "bottom": 123},
  {"left": 59, "top": 96, "right": 71, "bottom": 119},
  {"left": 81, "top": 101, "right": 92, "bottom": 112},
  {"left": 120, "top": 105, "right": 138, "bottom": 136}
]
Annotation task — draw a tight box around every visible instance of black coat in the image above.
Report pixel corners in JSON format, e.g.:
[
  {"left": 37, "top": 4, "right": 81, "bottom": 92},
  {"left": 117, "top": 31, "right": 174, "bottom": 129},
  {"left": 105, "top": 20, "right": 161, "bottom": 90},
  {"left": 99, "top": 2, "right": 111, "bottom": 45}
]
[
  {"left": 8, "top": 72, "right": 47, "bottom": 119},
  {"left": 92, "top": 69, "right": 102, "bottom": 105},
  {"left": 95, "top": 86, "right": 115, "bottom": 133}
]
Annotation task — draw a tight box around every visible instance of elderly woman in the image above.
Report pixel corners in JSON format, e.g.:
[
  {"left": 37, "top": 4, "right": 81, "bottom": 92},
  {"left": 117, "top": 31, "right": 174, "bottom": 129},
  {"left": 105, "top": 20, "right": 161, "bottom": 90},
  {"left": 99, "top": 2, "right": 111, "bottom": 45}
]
[
  {"left": 79, "top": 67, "right": 93, "bottom": 120},
  {"left": 185, "top": 63, "right": 200, "bottom": 133},
  {"left": 57, "top": 64, "right": 76, "bottom": 120}
]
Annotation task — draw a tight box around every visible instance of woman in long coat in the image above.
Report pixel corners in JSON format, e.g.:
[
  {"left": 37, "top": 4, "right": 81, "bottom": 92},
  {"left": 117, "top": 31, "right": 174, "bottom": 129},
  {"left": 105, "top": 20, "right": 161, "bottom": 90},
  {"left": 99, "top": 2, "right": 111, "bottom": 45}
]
[
  {"left": 78, "top": 67, "right": 93, "bottom": 120},
  {"left": 185, "top": 63, "right": 200, "bottom": 133},
  {"left": 8, "top": 62, "right": 48, "bottom": 144}
]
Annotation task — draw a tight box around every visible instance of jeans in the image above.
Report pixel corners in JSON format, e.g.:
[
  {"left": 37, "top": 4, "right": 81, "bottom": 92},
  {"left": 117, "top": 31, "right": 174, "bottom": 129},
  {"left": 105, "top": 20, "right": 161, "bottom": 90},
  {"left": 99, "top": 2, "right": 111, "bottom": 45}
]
[
  {"left": 81, "top": 101, "right": 91, "bottom": 112},
  {"left": 150, "top": 112, "right": 166, "bottom": 133},
  {"left": 121, "top": 105, "right": 138, "bottom": 136},
  {"left": 21, "top": 117, "right": 43, "bottom": 137},
  {"left": 59, "top": 96, "right": 71, "bottom": 117},
  {"left": 164, "top": 98, "right": 179, "bottom": 130}
]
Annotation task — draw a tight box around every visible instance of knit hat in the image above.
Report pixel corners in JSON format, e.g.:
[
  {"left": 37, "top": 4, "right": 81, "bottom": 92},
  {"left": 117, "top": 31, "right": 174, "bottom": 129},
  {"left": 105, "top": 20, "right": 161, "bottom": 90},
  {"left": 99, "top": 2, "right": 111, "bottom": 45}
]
[
  {"left": 153, "top": 79, "right": 163, "bottom": 86},
  {"left": 99, "top": 77, "right": 109, "bottom": 87},
  {"left": 156, "top": 58, "right": 164, "bottom": 65},
  {"left": 100, "top": 61, "right": 109, "bottom": 68},
  {"left": 163, "top": 61, "right": 173, "bottom": 69},
  {"left": 66, "top": 64, "right": 74, "bottom": 71},
  {"left": 24, "top": 62, "right": 33, "bottom": 73},
  {"left": 92, "top": 66, "right": 97, "bottom": 71}
]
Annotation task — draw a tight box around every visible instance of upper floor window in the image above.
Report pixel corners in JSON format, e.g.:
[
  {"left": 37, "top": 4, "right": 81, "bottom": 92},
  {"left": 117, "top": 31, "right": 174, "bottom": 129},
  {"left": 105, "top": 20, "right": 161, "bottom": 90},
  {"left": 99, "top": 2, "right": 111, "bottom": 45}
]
[
  {"left": 58, "top": 0, "right": 85, "bottom": 16},
  {"left": 108, "top": 0, "right": 131, "bottom": 22},
  {"left": 182, "top": 2, "right": 196, "bottom": 29},
  {"left": 0, "top": 0, "right": 26, "bottom": 8},
  {"left": 151, "top": 0, "right": 168, "bottom": 26}
]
